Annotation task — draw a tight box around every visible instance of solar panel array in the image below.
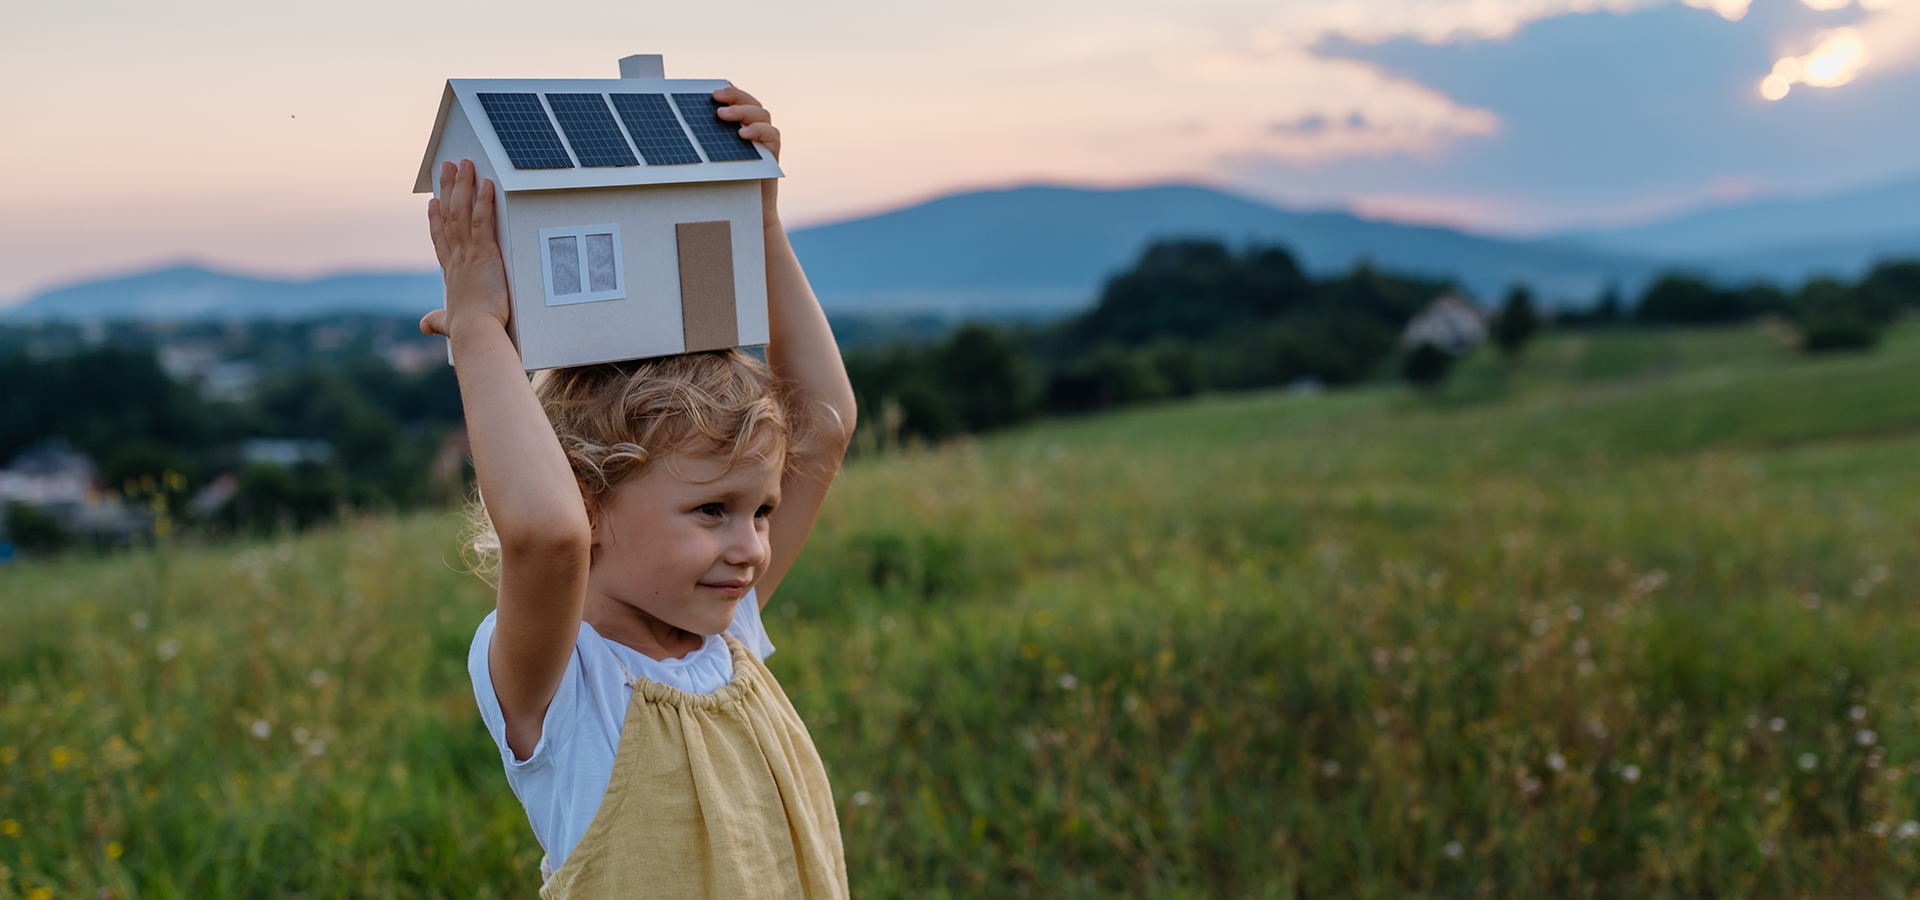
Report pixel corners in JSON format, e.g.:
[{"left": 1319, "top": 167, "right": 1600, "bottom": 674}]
[
  {"left": 476, "top": 93, "right": 575, "bottom": 170},
  {"left": 671, "top": 94, "right": 763, "bottom": 162},
  {"left": 545, "top": 94, "right": 639, "bottom": 167},
  {"left": 608, "top": 93, "right": 703, "bottom": 166},
  {"left": 474, "top": 90, "right": 765, "bottom": 171}
]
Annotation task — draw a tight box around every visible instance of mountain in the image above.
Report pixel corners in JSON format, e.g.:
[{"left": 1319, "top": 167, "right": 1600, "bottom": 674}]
[
  {"left": 13, "top": 179, "right": 1917, "bottom": 325},
  {"left": 2, "top": 265, "right": 443, "bottom": 323},
  {"left": 789, "top": 184, "right": 1653, "bottom": 312},
  {"left": 1568, "top": 177, "right": 1920, "bottom": 260}
]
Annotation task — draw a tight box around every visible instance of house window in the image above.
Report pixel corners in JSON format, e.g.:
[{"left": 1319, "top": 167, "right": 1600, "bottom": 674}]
[{"left": 538, "top": 224, "right": 625, "bottom": 306}]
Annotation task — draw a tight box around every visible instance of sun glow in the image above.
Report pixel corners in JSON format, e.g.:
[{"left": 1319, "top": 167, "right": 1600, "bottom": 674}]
[{"left": 1761, "top": 27, "right": 1871, "bottom": 99}]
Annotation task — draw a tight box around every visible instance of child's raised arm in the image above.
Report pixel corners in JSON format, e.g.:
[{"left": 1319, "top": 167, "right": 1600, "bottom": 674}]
[
  {"left": 714, "top": 87, "right": 859, "bottom": 605},
  {"left": 421, "top": 160, "right": 591, "bottom": 759}
]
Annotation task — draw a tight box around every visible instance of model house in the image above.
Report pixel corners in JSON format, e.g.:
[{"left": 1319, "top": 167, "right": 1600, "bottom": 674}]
[{"left": 414, "top": 55, "right": 781, "bottom": 370}]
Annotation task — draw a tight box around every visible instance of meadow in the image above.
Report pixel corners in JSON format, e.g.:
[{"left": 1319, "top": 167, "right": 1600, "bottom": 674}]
[{"left": 7, "top": 322, "right": 1920, "bottom": 898}]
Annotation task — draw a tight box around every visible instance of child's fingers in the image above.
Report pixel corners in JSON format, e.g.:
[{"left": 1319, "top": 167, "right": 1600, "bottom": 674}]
[
  {"left": 471, "top": 176, "right": 497, "bottom": 238},
  {"left": 427, "top": 196, "right": 448, "bottom": 260},
  {"left": 713, "top": 85, "right": 759, "bottom": 109},
  {"left": 419, "top": 308, "right": 449, "bottom": 337},
  {"left": 738, "top": 122, "right": 778, "bottom": 143},
  {"left": 444, "top": 159, "right": 474, "bottom": 235}
]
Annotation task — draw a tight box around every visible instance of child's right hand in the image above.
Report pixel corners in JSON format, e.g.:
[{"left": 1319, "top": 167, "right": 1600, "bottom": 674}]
[{"left": 420, "top": 159, "right": 510, "bottom": 340}]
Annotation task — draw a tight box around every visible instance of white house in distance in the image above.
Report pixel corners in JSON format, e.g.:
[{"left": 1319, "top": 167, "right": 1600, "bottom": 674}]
[
  {"left": 1401, "top": 293, "right": 1488, "bottom": 356},
  {"left": 414, "top": 55, "right": 782, "bottom": 370}
]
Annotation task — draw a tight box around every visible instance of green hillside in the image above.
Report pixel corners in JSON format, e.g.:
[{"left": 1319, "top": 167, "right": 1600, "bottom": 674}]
[{"left": 7, "top": 323, "right": 1920, "bottom": 897}]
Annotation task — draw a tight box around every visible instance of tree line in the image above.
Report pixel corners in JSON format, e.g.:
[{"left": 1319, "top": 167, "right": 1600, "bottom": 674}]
[{"left": 845, "top": 242, "right": 1920, "bottom": 444}]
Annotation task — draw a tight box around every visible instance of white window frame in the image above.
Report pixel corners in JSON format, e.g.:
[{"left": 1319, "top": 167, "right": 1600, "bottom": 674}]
[{"left": 538, "top": 223, "right": 626, "bottom": 306}]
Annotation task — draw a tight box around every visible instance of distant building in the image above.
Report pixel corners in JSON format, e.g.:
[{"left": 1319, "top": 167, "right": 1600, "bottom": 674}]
[
  {"left": 1402, "top": 293, "right": 1488, "bottom": 355},
  {"left": 0, "top": 440, "right": 96, "bottom": 508},
  {"left": 0, "top": 440, "right": 142, "bottom": 539},
  {"left": 157, "top": 340, "right": 259, "bottom": 401}
]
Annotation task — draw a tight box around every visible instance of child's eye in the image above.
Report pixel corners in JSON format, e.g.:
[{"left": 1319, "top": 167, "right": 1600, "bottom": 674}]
[
  {"left": 755, "top": 505, "right": 774, "bottom": 518},
  {"left": 696, "top": 502, "right": 725, "bottom": 517}
]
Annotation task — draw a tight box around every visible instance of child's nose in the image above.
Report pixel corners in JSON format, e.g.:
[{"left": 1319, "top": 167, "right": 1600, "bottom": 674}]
[{"left": 721, "top": 518, "right": 768, "bottom": 568}]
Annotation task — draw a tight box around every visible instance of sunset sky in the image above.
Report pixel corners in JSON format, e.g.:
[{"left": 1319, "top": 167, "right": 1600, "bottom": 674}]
[{"left": 4, "top": 0, "right": 1918, "bottom": 301}]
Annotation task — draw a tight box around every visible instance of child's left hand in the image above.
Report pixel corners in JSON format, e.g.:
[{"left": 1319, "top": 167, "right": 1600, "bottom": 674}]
[{"left": 713, "top": 86, "right": 781, "bottom": 230}]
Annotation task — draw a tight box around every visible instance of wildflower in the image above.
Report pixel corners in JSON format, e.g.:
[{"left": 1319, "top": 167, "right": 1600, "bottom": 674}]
[
  {"left": 851, "top": 791, "right": 873, "bottom": 806},
  {"left": 1321, "top": 760, "right": 1340, "bottom": 777},
  {"left": 1443, "top": 841, "right": 1464, "bottom": 858},
  {"left": 1577, "top": 659, "right": 1596, "bottom": 677},
  {"left": 1057, "top": 673, "right": 1077, "bottom": 690},
  {"left": 1, "top": 819, "right": 19, "bottom": 837},
  {"left": 1577, "top": 827, "right": 1597, "bottom": 843},
  {"left": 1870, "top": 821, "right": 1891, "bottom": 837},
  {"left": 1899, "top": 821, "right": 1920, "bottom": 840},
  {"left": 877, "top": 616, "right": 896, "bottom": 633},
  {"left": 1547, "top": 752, "right": 1567, "bottom": 772},
  {"left": 251, "top": 720, "right": 271, "bottom": 740},
  {"left": 1803, "top": 592, "right": 1822, "bottom": 610},
  {"left": 294, "top": 727, "right": 310, "bottom": 744},
  {"left": 0, "top": 746, "right": 15, "bottom": 765},
  {"left": 130, "top": 612, "right": 150, "bottom": 630},
  {"left": 105, "top": 841, "right": 123, "bottom": 859},
  {"left": 1764, "top": 788, "right": 1781, "bottom": 803},
  {"left": 1798, "top": 753, "right": 1818, "bottom": 771},
  {"left": 1850, "top": 705, "right": 1867, "bottom": 722},
  {"left": 1621, "top": 765, "right": 1641, "bottom": 784},
  {"left": 309, "top": 669, "right": 329, "bottom": 687},
  {"left": 1746, "top": 714, "right": 1760, "bottom": 728},
  {"left": 1758, "top": 839, "right": 1775, "bottom": 856},
  {"left": 1520, "top": 776, "right": 1543, "bottom": 795},
  {"left": 49, "top": 746, "right": 71, "bottom": 770},
  {"left": 1566, "top": 605, "right": 1583, "bottom": 621},
  {"left": 1857, "top": 730, "right": 1877, "bottom": 747},
  {"left": 157, "top": 638, "right": 181, "bottom": 662},
  {"left": 1371, "top": 647, "right": 1391, "bottom": 670},
  {"left": 1398, "top": 646, "right": 1416, "bottom": 663},
  {"left": 1768, "top": 717, "right": 1786, "bottom": 732},
  {"left": 308, "top": 739, "right": 327, "bottom": 757}
]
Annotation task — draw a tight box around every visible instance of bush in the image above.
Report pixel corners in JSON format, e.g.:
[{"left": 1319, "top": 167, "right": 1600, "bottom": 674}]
[{"left": 1403, "top": 342, "right": 1453, "bottom": 387}]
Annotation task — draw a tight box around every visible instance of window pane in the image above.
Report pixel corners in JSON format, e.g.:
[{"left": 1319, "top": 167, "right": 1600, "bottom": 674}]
[
  {"left": 585, "top": 233, "right": 617, "bottom": 292},
  {"left": 548, "top": 236, "right": 581, "bottom": 295}
]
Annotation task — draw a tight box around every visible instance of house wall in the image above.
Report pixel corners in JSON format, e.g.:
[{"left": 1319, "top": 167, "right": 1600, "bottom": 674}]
[{"left": 503, "top": 181, "right": 768, "bottom": 370}]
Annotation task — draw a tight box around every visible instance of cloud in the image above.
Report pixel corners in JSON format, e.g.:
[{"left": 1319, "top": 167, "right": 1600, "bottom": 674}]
[{"left": 1762, "top": 0, "right": 1920, "bottom": 99}]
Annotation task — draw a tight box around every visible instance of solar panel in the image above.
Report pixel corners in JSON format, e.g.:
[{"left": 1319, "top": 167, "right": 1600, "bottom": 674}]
[
  {"left": 608, "top": 94, "right": 703, "bottom": 166},
  {"left": 671, "top": 93, "right": 762, "bottom": 162},
  {"left": 544, "top": 94, "right": 638, "bottom": 167},
  {"left": 476, "top": 93, "right": 574, "bottom": 169}
]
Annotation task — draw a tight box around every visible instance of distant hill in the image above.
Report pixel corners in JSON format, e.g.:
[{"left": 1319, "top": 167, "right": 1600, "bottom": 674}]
[
  {"left": 1568, "top": 177, "right": 1920, "bottom": 260},
  {"left": 2, "top": 265, "right": 443, "bottom": 324},
  {"left": 10, "top": 179, "right": 1919, "bottom": 324},
  {"left": 789, "top": 184, "right": 1655, "bottom": 312}
]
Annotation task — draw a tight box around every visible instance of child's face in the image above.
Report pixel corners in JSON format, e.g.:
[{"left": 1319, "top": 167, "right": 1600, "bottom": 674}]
[{"left": 585, "top": 447, "right": 782, "bottom": 637}]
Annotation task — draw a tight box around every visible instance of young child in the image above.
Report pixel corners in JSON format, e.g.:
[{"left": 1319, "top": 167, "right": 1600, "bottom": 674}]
[{"left": 419, "top": 87, "right": 857, "bottom": 898}]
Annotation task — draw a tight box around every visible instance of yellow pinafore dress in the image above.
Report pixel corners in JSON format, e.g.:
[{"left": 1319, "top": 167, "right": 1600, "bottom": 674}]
[{"left": 538, "top": 635, "right": 848, "bottom": 899}]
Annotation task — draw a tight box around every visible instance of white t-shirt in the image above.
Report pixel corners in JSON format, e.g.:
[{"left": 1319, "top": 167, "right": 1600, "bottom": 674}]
[{"left": 467, "top": 590, "right": 776, "bottom": 871}]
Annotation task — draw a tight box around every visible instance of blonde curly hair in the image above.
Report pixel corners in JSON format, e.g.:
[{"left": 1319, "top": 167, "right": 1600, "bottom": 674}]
[{"left": 463, "top": 350, "right": 794, "bottom": 582}]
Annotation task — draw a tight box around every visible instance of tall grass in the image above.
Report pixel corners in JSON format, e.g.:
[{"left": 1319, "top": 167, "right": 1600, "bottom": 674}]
[{"left": 7, "top": 324, "right": 1920, "bottom": 897}]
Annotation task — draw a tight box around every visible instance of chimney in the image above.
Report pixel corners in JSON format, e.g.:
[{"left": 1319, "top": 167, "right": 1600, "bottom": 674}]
[{"left": 618, "top": 55, "right": 664, "bottom": 79}]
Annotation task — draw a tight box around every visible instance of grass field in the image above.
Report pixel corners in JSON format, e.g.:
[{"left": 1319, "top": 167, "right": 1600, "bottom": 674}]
[{"left": 8, "top": 323, "right": 1920, "bottom": 898}]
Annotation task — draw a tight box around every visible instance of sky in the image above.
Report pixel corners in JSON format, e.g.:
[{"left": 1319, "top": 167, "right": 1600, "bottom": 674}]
[{"left": 3, "top": 0, "right": 1918, "bottom": 301}]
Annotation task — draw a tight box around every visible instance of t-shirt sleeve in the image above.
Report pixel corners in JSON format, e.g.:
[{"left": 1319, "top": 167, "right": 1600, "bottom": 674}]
[
  {"left": 725, "top": 589, "right": 776, "bottom": 660},
  {"left": 468, "top": 611, "right": 583, "bottom": 770}
]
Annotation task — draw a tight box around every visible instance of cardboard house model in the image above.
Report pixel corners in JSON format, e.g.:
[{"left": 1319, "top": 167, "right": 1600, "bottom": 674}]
[{"left": 414, "top": 55, "right": 781, "bottom": 370}]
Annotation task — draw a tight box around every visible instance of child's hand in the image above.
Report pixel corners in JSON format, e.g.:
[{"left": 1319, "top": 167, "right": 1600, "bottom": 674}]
[
  {"left": 420, "top": 159, "right": 511, "bottom": 340},
  {"left": 713, "top": 86, "right": 782, "bottom": 230}
]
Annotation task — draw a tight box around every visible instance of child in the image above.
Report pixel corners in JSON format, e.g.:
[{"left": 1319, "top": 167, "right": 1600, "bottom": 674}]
[{"left": 419, "top": 86, "right": 858, "bottom": 898}]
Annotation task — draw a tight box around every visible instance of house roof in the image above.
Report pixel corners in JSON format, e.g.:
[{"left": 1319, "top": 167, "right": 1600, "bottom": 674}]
[{"left": 413, "top": 78, "right": 783, "bottom": 194}]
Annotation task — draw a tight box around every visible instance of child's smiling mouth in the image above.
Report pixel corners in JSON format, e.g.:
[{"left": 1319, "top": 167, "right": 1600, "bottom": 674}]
[{"left": 700, "top": 579, "right": 751, "bottom": 597}]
